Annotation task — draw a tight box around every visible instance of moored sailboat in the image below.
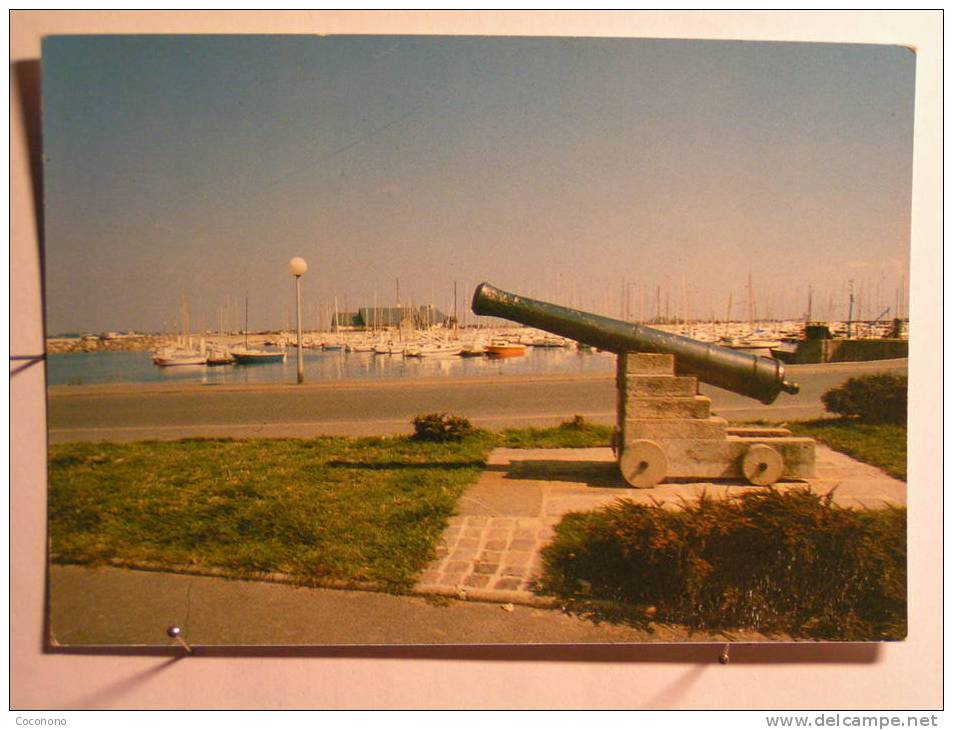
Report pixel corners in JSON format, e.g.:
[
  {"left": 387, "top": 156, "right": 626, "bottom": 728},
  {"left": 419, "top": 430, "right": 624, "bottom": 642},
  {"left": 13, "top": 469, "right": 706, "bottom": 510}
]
[
  {"left": 230, "top": 348, "right": 286, "bottom": 364},
  {"left": 231, "top": 296, "right": 287, "bottom": 365},
  {"left": 153, "top": 347, "right": 206, "bottom": 367},
  {"left": 153, "top": 297, "right": 206, "bottom": 367}
]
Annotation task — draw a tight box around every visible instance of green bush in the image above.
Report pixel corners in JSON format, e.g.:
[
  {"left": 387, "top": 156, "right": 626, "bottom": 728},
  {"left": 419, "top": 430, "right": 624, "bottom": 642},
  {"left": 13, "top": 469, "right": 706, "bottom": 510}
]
[
  {"left": 540, "top": 489, "right": 906, "bottom": 640},
  {"left": 559, "top": 415, "right": 591, "bottom": 431},
  {"left": 821, "top": 373, "right": 907, "bottom": 424},
  {"left": 412, "top": 412, "right": 475, "bottom": 442}
]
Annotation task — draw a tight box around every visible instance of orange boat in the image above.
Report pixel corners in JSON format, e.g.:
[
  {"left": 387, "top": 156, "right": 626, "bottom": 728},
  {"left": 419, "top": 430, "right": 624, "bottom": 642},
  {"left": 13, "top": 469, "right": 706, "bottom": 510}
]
[{"left": 484, "top": 338, "right": 527, "bottom": 358}]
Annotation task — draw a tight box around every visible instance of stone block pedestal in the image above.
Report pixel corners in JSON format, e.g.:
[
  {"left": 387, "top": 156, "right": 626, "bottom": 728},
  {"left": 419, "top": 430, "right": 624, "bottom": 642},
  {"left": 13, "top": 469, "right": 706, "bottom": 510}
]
[{"left": 616, "top": 353, "right": 815, "bottom": 487}]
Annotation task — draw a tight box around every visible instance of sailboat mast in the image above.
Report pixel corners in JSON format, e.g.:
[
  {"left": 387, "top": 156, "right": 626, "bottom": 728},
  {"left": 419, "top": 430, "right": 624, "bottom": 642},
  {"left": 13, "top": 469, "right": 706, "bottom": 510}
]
[
  {"left": 747, "top": 272, "right": 754, "bottom": 332},
  {"left": 244, "top": 295, "right": 248, "bottom": 349},
  {"left": 847, "top": 280, "right": 855, "bottom": 339},
  {"left": 395, "top": 277, "right": 402, "bottom": 335},
  {"left": 725, "top": 291, "right": 733, "bottom": 339},
  {"left": 180, "top": 295, "right": 192, "bottom": 350}
]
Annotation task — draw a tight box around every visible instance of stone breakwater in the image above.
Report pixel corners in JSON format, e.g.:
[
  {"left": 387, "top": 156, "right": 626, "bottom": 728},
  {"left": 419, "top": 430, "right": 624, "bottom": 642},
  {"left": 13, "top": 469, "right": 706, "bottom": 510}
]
[{"left": 47, "top": 336, "right": 173, "bottom": 354}]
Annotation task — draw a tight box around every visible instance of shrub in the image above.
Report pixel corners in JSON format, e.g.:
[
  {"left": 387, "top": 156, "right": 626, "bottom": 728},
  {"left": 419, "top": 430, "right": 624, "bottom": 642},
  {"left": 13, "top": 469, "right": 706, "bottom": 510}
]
[
  {"left": 559, "top": 415, "right": 591, "bottom": 431},
  {"left": 412, "top": 412, "right": 475, "bottom": 442},
  {"left": 821, "top": 373, "right": 907, "bottom": 424},
  {"left": 540, "top": 488, "right": 906, "bottom": 640}
]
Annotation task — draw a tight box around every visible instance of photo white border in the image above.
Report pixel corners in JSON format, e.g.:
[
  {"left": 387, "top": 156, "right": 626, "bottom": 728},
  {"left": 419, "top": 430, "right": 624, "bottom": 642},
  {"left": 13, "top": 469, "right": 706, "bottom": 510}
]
[{"left": 9, "top": 10, "right": 943, "bottom": 710}]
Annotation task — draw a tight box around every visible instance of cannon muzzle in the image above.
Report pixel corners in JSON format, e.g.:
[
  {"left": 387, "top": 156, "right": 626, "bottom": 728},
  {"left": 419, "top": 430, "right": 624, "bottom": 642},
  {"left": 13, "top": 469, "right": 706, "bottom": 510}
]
[{"left": 472, "top": 282, "right": 799, "bottom": 405}]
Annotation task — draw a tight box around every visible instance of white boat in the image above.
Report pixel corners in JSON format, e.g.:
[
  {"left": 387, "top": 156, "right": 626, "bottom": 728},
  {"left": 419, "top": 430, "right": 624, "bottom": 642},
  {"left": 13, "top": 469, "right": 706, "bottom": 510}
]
[
  {"left": 153, "top": 347, "right": 206, "bottom": 367},
  {"left": 417, "top": 343, "right": 463, "bottom": 358},
  {"left": 722, "top": 333, "right": 782, "bottom": 358},
  {"left": 690, "top": 329, "right": 721, "bottom": 344},
  {"left": 374, "top": 341, "right": 405, "bottom": 355},
  {"left": 230, "top": 296, "right": 286, "bottom": 364},
  {"left": 531, "top": 335, "right": 569, "bottom": 348},
  {"left": 206, "top": 345, "right": 234, "bottom": 365},
  {"left": 230, "top": 348, "right": 286, "bottom": 364},
  {"left": 153, "top": 297, "right": 206, "bottom": 367},
  {"left": 460, "top": 341, "right": 486, "bottom": 357}
]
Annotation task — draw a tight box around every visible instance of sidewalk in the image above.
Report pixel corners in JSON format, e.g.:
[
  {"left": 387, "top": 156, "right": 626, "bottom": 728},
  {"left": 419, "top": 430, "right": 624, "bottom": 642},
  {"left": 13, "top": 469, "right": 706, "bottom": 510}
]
[
  {"left": 50, "top": 564, "right": 763, "bottom": 647},
  {"left": 413, "top": 445, "right": 906, "bottom": 605}
]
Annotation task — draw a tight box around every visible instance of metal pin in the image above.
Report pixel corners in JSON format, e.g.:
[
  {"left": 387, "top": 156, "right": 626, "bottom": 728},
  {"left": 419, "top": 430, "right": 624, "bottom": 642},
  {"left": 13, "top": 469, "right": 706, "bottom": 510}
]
[
  {"left": 718, "top": 644, "right": 730, "bottom": 665},
  {"left": 166, "top": 625, "right": 193, "bottom": 654}
]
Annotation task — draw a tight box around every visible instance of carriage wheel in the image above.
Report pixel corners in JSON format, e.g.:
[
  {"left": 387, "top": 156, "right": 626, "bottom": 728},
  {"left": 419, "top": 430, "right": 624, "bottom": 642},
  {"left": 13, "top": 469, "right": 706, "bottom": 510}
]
[
  {"left": 619, "top": 440, "right": 667, "bottom": 488},
  {"left": 742, "top": 443, "right": 784, "bottom": 486}
]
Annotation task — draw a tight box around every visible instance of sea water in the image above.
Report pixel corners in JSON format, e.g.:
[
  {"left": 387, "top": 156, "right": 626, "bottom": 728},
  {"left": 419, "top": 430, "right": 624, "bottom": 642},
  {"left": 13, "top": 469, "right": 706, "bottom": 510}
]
[{"left": 46, "top": 347, "right": 617, "bottom": 387}]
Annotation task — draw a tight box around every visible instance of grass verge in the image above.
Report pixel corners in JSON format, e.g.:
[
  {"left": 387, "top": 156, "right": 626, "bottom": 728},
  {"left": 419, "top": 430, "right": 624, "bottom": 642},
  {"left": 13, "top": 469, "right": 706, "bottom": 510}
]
[
  {"left": 47, "top": 422, "right": 603, "bottom": 590},
  {"left": 49, "top": 434, "right": 495, "bottom": 591},
  {"left": 499, "top": 418, "right": 613, "bottom": 448},
  {"left": 787, "top": 418, "right": 906, "bottom": 480}
]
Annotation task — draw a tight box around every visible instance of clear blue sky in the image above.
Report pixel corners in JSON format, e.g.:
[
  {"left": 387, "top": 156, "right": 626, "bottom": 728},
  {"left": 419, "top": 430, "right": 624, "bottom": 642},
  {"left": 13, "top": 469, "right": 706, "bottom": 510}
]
[{"left": 42, "top": 35, "right": 915, "bottom": 334}]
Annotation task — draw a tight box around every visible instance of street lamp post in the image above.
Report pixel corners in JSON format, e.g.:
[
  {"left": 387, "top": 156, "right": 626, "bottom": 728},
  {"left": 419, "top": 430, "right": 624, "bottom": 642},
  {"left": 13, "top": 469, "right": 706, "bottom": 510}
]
[{"left": 289, "top": 257, "right": 308, "bottom": 384}]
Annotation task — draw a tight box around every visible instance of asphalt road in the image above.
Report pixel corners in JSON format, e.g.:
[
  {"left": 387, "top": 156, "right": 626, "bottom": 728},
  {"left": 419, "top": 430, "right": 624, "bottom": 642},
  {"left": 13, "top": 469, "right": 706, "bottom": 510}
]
[{"left": 47, "top": 358, "right": 907, "bottom": 443}]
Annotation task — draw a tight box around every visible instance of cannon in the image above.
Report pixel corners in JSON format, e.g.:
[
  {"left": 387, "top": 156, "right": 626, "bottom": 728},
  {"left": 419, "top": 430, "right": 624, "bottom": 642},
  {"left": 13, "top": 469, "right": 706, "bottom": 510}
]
[{"left": 472, "top": 282, "right": 815, "bottom": 488}]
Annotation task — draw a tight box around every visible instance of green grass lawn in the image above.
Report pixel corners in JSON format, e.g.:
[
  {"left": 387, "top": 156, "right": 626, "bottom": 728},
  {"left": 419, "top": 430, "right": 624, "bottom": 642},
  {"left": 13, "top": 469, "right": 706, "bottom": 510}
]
[
  {"left": 787, "top": 418, "right": 907, "bottom": 480},
  {"left": 47, "top": 422, "right": 608, "bottom": 589},
  {"left": 49, "top": 435, "right": 495, "bottom": 591},
  {"left": 499, "top": 419, "right": 613, "bottom": 448}
]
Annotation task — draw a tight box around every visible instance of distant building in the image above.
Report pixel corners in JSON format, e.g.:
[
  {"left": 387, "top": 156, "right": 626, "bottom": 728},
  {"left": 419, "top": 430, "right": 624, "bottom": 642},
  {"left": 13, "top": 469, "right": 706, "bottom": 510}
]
[{"left": 333, "top": 305, "right": 449, "bottom": 331}]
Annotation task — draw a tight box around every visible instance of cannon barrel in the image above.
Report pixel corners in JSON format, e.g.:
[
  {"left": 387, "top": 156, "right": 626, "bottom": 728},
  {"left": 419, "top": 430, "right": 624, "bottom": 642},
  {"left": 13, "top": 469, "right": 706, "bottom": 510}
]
[{"left": 472, "top": 282, "right": 799, "bottom": 405}]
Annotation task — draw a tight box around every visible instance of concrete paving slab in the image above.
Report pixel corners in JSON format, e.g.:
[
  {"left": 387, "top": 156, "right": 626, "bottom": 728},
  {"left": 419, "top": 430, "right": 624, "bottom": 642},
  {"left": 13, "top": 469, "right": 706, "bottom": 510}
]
[{"left": 413, "top": 445, "right": 906, "bottom": 605}]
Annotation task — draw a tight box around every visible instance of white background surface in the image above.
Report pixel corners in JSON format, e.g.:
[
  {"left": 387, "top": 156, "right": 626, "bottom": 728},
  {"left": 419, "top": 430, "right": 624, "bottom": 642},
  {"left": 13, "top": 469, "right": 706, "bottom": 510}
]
[{"left": 10, "top": 10, "right": 942, "bottom": 709}]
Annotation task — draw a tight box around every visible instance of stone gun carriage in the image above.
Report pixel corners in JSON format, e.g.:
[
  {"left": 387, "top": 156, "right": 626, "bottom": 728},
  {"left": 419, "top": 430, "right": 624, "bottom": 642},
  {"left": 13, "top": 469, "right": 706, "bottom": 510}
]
[{"left": 471, "top": 283, "right": 816, "bottom": 488}]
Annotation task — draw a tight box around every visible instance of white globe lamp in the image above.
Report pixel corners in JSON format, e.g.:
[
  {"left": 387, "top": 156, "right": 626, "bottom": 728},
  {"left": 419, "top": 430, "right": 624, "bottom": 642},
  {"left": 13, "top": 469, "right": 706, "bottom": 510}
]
[
  {"left": 289, "top": 257, "right": 308, "bottom": 383},
  {"left": 289, "top": 257, "right": 308, "bottom": 277}
]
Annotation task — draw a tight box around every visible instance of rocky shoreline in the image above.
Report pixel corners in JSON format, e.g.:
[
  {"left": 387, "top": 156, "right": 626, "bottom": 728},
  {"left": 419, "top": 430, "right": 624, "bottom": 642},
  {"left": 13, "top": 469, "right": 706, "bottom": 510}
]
[{"left": 47, "top": 336, "right": 173, "bottom": 355}]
